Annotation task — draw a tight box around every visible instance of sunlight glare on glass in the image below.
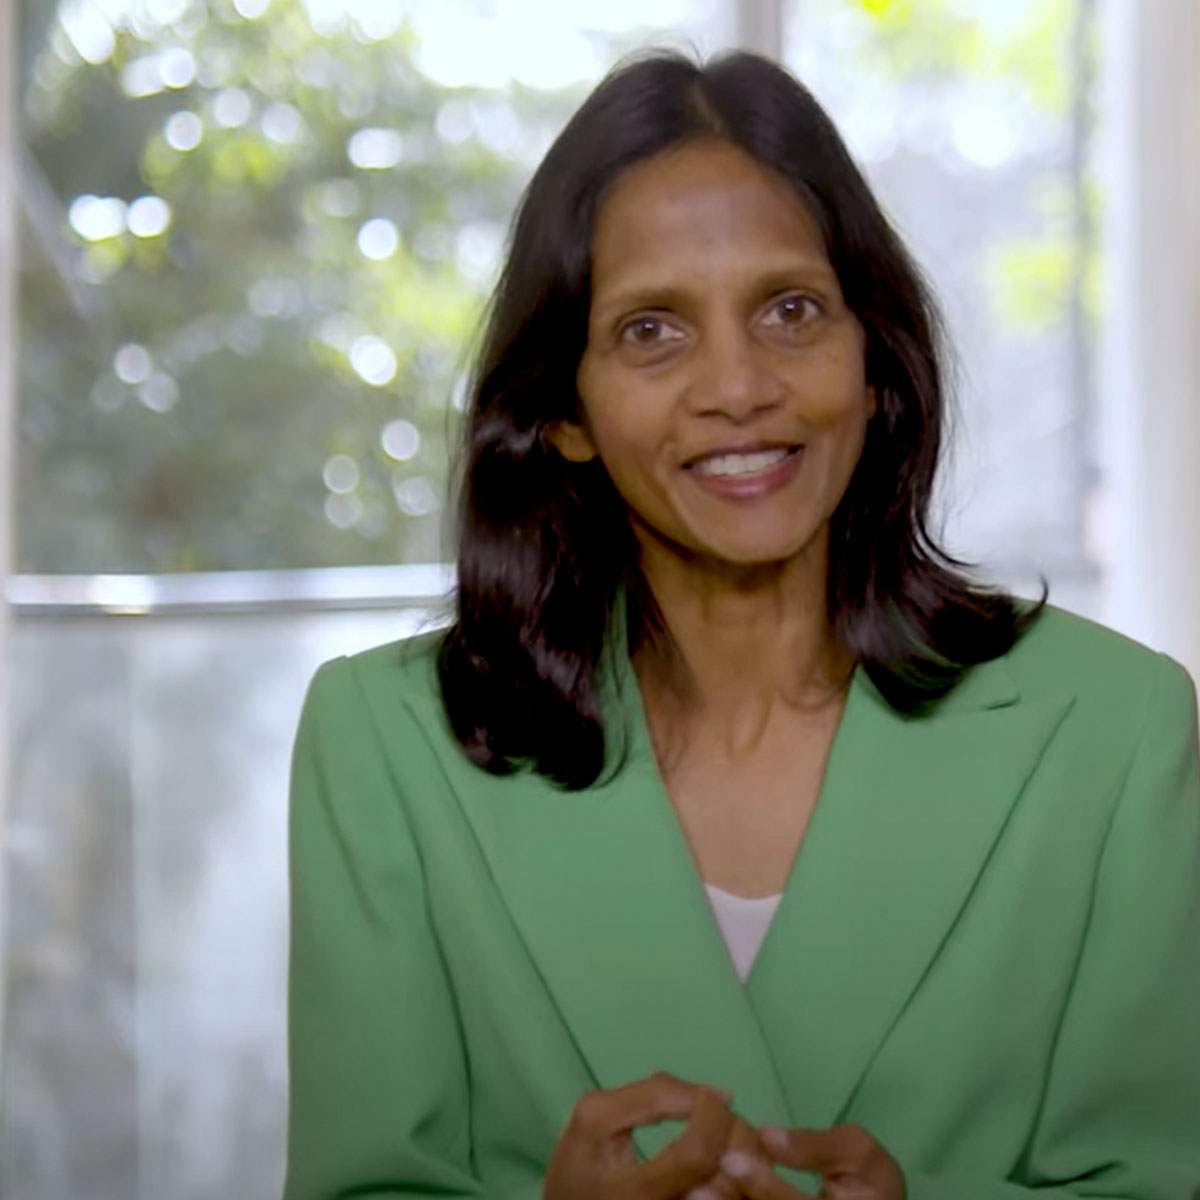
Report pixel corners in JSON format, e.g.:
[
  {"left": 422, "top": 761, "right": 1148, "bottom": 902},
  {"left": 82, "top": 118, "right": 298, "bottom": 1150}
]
[
  {"left": 262, "top": 102, "right": 303, "bottom": 143},
  {"left": 348, "top": 0, "right": 403, "bottom": 42},
  {"left": 159, "top": 46, "right": 197, "bottom": 87},
  {"left": 58, "top": 0, "right": 116, "bottom": 65},
  {"left": 120, "top": 55, "right": 166, "bottom": 97},
  {"left": 164, "top": 110, "right": 203, "bottom": 150},
  {"left": 952, "top": 0, "right": 1036, "bottom": 38},
  {"left": 408, "top": 0, "right": 707, "bottom": 89},
  {"left": 347, "top": 128, "right": 404, "bottom": 169},
  {"left": 357, "top": 218, "right": 399, "bottom": 260},
  {"left": 138, "top": 372, "right": 180, "bottom": 412},
  {"left": 145, "top": 0, "right": 188, "bottom": 27},
  {"left": 127, "top": 195, "right": 172, "bottom": 237},
  {"left": 119, "top": 47, "right": 195, "bottom": 96},
  {"left": 323, "top": 454, "right": 361, "bottom": 493},
  {"left": 951, "top": 91, "right": 1024, "bottom": 168},
  {"left": 434, "top": 100, "right": 473, "bottom": 146},
  {"left": 325, "top": 493, "right": 363, "bottom": 529},
  {"left": 316, "top": 311, "right": 362, "bottom": 350},
  {"left": 393, "top": 475, "right": 438, "bottom": 516},
  {"left": 349, "top": 335, "right": 398, "bottom": 386},
  {"left": 472, "top": 100, "right": 520, "bottom": 153},
  {"left": 302, "top": 0, "right": 346, "bottom": 36},
  {"left": 455, "top": 222, "right": 502, "bottom": 283},
  {"left": 213, "top": 87, "right": 253, "bottom": 128},
  {"left": 70, "top": 195, "right": 128, "bottom": 241},
  {"left": 381, "top": 418, "right": 420, "bottom": 462},
  {"left": 114, "top": 343, "right": 153, "bottom": 384},
  {"left": 410, "top": 6, "right": 590, "bottom": 89}
]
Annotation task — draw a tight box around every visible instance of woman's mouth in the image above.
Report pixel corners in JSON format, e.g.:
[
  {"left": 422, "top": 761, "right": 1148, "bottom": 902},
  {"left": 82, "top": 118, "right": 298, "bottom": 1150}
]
[
  {"left": 689, "top": 446, "right": 798, "bottom": 478},
  {"left": 684, "top": 444, "right": 804, "bottom": 497}
]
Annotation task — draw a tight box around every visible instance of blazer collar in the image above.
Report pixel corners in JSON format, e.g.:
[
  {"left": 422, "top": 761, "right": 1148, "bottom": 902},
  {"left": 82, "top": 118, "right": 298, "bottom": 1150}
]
[
  {"left": 439, "top": 618, "right": 1071, "bottom": 1157},
  {"left": 745, "top": 661, "right": 1072, "bottom": 1128}
]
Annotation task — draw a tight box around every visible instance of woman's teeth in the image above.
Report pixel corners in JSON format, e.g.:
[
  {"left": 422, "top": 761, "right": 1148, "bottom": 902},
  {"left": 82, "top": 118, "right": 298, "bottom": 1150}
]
[{"left": 691, "top": 448, "right": 792, "bottom": 478}]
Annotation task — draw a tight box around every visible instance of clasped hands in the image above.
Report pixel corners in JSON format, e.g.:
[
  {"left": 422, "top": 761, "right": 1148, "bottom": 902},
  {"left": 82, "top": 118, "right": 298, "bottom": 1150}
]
[{"left": 544, "top": 1071, "right": 905, "bottom": 1200}]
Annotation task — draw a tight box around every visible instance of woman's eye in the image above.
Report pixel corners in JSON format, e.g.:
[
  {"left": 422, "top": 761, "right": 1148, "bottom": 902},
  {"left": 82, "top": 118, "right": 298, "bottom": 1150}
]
[
  {"left": 620, "top": 316, "right": 680, "bottom": 346},
  {"left": 766, "top": 294, "right": 819, "bottom": 326}
]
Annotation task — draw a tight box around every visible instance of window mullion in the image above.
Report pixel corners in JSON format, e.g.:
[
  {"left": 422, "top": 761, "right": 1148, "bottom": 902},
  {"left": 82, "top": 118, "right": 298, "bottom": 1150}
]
[{"left": 733, "top": 0, "right": 784, "bottom": 59}]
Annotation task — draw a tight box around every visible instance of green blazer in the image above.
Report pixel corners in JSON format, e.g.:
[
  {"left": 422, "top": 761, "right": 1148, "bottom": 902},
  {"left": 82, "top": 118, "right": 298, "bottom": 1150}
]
[{"left": 284, "top": 604, "right": 1200, "bottom": 1200}]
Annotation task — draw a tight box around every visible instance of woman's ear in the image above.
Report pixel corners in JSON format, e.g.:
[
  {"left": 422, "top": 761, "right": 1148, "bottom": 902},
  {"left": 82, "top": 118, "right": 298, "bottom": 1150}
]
[{"left": 547, "top": 419, "right": 598, "bottom": 464}]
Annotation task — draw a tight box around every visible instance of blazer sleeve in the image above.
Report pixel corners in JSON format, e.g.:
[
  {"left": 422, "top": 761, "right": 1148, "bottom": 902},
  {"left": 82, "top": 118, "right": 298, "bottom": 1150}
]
[
  {"left": 282, "top": 657, "right": 486, "bottom": 1200},
  {"left": 901, "top": 652, "right": 1200, "bottom": 1200}
]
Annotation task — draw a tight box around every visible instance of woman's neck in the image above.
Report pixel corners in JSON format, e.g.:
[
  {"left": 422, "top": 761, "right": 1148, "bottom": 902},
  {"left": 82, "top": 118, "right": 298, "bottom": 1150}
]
[{"left": 631, "top": 533, "right": 853, "bottom": 741}]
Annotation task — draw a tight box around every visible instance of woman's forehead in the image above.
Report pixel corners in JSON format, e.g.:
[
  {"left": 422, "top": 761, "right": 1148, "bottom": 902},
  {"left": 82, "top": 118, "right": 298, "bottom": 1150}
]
[{"left": 588, "top": 141, "right": 833, "bottom": 294}]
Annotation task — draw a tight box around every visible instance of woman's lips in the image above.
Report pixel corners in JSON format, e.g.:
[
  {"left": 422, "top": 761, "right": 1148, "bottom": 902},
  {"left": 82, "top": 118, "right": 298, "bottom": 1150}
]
[{"left": 684, "top": 445, "right": 804, "bottom": 498}]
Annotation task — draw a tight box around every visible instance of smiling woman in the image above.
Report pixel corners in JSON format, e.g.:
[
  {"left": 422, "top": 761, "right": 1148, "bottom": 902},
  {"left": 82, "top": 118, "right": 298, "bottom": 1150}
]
[
  {"left": 284, "top": 50, "right": 1200, "bottom": 1200},
  {"left": 438, "top": 50, "right": 1042, "bottom": 792},
  {"left": 559, "top": 140, "right": 875, "bottom": 576}
]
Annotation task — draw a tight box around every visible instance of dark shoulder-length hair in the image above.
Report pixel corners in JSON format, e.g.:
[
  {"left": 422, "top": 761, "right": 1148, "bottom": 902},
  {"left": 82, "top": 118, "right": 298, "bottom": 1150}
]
[{"left": 437, "top": 49, "right": 1047, "bottom": 789}]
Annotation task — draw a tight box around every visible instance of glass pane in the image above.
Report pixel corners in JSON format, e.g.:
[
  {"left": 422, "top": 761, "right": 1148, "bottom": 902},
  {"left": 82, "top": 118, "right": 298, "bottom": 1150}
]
[
  {"left": 3, "top": 602, "right": 444, "bottom": 1200},
  {"left": 785, "top": 0, "right": 1097, "bottom": 612},
  {"left": 17, "top": 0, "right": 721, "bottom": 575}
]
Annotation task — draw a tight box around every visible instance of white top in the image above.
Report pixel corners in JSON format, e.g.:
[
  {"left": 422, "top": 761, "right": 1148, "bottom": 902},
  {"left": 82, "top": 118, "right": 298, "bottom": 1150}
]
[{"left": 703, "top": 883, "right": 783, "bottom": 982}]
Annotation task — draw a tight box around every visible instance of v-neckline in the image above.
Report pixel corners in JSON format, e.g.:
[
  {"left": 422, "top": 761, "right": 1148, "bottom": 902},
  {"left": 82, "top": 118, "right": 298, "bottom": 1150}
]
[{"left": 604, "top": 607, "right": 867, "bottom": 985}]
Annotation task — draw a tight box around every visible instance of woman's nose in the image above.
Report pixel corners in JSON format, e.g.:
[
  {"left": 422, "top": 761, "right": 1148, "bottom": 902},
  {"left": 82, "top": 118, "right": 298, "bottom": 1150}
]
[{"left": 686, "top": 328, "right": 783, "bottom": 422}]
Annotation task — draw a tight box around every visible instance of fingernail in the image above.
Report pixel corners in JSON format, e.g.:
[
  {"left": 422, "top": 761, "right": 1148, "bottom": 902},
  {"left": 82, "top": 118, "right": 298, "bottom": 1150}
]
[
  {"left": 720, "top": 1149, "right": 755, "bottom": 1179},
  {"left": 760, "top": 1125, "right": 789, "bottom": 1151},
  {"left": 686, "top": 1189, "right": 722, "bottom": 1200}
]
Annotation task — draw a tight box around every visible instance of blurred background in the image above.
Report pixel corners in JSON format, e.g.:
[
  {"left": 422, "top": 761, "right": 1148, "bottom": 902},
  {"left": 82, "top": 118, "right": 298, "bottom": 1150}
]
[{"left": 2, "top": 0, "right": 1198, "bottom": 1197}]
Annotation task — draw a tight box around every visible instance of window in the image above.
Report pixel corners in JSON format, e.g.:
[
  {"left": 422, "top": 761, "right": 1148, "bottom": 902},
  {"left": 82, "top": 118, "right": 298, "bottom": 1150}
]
[
  {"left": 6, "top": 3, "right": 1119, "bottom": 1198},
  {"left": 17, "top": 0, "right": 723, "bottom": 573},
  {"left": 788, "top": 0, "right": 1098, "bottom": 612}
]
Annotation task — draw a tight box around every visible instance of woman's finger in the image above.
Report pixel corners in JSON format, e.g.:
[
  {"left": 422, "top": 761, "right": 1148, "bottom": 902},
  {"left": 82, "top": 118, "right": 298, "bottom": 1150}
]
[
  {"left": 763, "top": 1123, "right": 859, "bottom": 1171},
  {"left": 685, "top": 1117, "right": 772, "bottom": 1200},
  {"left": 717, "top": 1148, "right": 816, "bottom": 1200},
  {"left": 572, "top": 1072, "right": 727, "bottom": 1140},
  {"left": 637, "top": 1086, "right": 736, "bottom": 1195},
  {"left": 758, "top": 1125, "right": 904, "bottom": 1200}
]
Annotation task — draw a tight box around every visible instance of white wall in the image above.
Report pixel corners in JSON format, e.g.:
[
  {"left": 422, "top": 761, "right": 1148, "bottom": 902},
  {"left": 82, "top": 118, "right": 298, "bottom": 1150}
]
[{"left": 1098, "top": 0, "right": 1200, "bottom": 684}]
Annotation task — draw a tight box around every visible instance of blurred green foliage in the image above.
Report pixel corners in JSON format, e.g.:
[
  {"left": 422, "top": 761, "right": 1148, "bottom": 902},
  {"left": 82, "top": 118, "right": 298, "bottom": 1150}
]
[
  {"left": 848, "top": 0, "right": 1074, "bottom": 113},
  {"left": 16, "top": 0, "right": 1086, "bottom": 574},
  {"left": 17, "top": 0, "right": 583, "bottom": 571}
]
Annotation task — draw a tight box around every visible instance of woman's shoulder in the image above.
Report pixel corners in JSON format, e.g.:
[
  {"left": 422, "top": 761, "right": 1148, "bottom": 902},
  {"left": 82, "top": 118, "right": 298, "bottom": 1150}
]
[
  {"left": 1003, "top": 600, "right": 1195, "bottom": 714},
  {"left": 303, "top": 625, "right": 449, "bottom": 730}
]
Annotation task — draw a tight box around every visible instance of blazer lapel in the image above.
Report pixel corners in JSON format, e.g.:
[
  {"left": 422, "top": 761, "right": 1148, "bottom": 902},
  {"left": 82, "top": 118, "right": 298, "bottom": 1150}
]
[
  {"left": 747, "top": 658, "right": 1074, "bottom": 1129},
  {"left": 436, "top": 637, "right": 794, "bottom": 1158}
]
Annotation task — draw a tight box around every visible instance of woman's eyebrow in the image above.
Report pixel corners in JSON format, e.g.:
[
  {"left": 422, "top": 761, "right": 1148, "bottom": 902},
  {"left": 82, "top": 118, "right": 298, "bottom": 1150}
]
[
  {"left": 590, "top": 283, "right": 694, "bottom": 319},
  {"left": 590, "top": 258, "right": 839, "bottom": 320}
]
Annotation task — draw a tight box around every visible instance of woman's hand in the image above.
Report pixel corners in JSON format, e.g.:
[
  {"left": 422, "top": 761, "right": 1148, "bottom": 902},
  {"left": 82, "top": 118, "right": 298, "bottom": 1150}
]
[
  {"left": 717, "top": 1123, "right": 905, "bottom": 1200},
  {"left": 542, "top": 1071, "right": 772, "bottom": 1200}
]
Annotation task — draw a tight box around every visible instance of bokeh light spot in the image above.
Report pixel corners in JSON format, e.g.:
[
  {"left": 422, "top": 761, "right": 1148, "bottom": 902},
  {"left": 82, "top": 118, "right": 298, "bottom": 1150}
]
[
  {"left": 381, "top": 418, "right": 420, "bottom": 462},
  {"left": 323, "top": 454, "right": 360, "bottom": 493},
  {"left": 114, "top": 343, "right": 153, "bottom": 384},
  {"left": 347, "top": 127, "right": 403, "bottom": 169},
  {"left": 357, "top": 217, "right": 399, "bottom": 260},
  {"left": 349, "top": 335, "right": 398, "bottom": 386},
  {"left": 213, "top": 87, "right": 253, "bottom": 128},
  {"left": 127, "top": 196, "right": 172, "bottom": 238},
  {"left": 164, "top": 110, "right": 203, "bottom": 151}
]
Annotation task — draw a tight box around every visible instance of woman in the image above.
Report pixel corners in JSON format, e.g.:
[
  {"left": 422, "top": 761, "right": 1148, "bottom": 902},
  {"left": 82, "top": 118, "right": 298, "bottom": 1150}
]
[{"left": 284, "top": 51, "right": 1200, "bottom": 1200}]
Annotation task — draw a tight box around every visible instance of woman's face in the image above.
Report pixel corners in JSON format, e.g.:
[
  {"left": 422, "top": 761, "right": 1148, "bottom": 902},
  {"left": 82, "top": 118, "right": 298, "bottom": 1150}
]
[{"left": 556, "top": 139, "right": 875, "bottom": 573}]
